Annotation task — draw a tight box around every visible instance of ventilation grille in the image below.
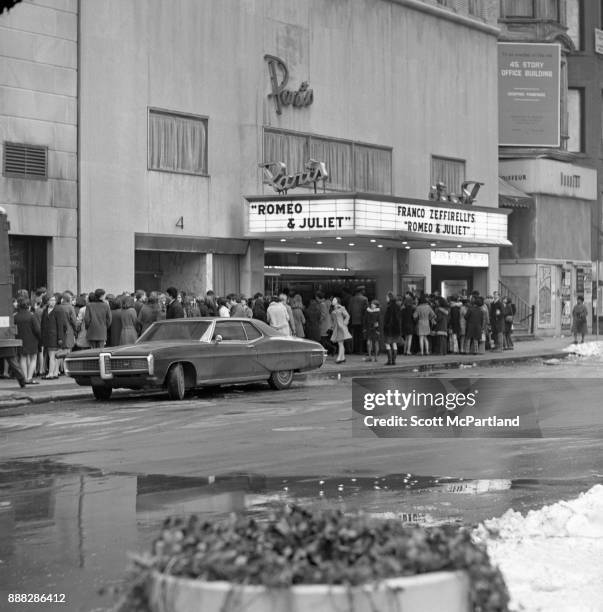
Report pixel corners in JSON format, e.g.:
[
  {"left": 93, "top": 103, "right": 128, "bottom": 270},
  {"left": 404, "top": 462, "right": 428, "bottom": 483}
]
[{"left": 3, "top": 142, "right": 48, "bottom": 179}]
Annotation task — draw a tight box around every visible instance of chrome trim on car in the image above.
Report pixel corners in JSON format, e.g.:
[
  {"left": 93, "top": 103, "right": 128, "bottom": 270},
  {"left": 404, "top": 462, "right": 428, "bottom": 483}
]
[{"left": 99, "top": 353, "right": 113, "bottom": 380}]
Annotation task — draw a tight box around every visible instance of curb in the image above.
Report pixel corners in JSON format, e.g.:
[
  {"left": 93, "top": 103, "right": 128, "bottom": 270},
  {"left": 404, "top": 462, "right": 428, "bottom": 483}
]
[
  {"left": 0, "top": 351, "right": 571, "bottom": 409},
  {"left": 295, "top": 351, "right": 569, "bottom": 380}
]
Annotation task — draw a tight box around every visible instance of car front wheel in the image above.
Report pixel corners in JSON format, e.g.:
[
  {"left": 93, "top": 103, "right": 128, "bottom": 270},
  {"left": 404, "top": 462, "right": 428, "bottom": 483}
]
[
  {"left": 92, "top": 384, "right": 112, "bottom": 401},
  {"left": 268, "top": 369, "right": 294, "bottom": 390},
  {"left": 166, "top": 363, "right": 186, "bottom": 400}
]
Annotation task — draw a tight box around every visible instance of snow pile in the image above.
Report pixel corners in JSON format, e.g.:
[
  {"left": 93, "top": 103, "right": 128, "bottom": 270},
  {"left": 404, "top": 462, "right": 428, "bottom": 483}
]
[
  {"left": 562, "top": 341, "right": 603, "bottom": 358},
  {"left": 475, "top": 485, "right": 603, "bottom": 611}
]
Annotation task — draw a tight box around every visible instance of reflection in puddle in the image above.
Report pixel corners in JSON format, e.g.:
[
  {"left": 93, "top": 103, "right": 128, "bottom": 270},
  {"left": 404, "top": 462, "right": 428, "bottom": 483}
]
[{"left": 0, "top": 459, "right": 601, "bottom": 610}]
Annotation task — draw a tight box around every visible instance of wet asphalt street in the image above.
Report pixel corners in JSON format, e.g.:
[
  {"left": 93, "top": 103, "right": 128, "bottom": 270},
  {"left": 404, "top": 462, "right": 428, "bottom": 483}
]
[{"left": 1, "top": 360, "right": 603, "bottom": 611}]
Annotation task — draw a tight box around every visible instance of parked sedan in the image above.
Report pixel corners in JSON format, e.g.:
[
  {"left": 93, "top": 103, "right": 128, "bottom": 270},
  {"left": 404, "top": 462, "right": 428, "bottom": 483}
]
[{"left": 64, "top": 318, "right": 326, "bottom": 400}]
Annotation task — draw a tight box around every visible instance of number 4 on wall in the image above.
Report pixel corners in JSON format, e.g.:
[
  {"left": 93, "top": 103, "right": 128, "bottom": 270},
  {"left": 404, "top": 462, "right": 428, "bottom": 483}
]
[{"left": 176, "top": 217, "right": 184, "bottom": 229}]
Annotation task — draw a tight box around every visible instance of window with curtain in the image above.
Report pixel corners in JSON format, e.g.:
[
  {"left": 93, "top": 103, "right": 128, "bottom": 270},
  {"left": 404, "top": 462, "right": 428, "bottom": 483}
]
[
  {"left": 310, "top": 137, "right": 353, "bottom": 191},
  {"left": 567, "top": 88, "right": 583, "bottom": 153},
  {"left": 148, "top": 109, "right": 208, "bottom": 175},
  {"left": 431, "top": 156, "right": 466, "bottom": 196},
  {"left": 353, "top": 144, "right": 392, "bottom": 193},
  {"left": 500, "top": 0, "right": 535, "bottom": 18},
  {"left": 263, "top": 129, "right": 392, "bottom": 194}
]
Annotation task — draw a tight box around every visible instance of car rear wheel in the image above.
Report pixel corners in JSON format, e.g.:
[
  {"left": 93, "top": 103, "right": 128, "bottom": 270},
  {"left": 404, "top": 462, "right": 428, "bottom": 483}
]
[
  {"left": 92, "top": 385, "right": 112, "bottom": 401},
  {"left": 268, "top": 369, "right": 294, "bottom": 390},
  {"left": 166, "top": 363, "right": 186, "bottom": 401}
]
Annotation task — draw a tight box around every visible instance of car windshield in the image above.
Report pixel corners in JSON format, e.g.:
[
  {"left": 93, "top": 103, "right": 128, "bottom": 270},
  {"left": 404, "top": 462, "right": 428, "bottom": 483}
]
[{"left": 138, "top": 320, "right": 211, "bottom": 343}]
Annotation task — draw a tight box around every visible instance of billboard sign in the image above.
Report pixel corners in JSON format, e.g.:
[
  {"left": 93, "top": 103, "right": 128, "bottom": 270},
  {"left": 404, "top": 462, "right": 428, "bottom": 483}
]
[{"left": 498, "top": 43, "right": 560, "bottom": 147}]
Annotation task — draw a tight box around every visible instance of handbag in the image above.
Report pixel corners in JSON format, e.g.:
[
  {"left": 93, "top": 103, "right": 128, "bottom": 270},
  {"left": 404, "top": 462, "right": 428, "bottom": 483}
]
[
  {"left": 55, "top": 348, "right": 69, "bottom": 358},
  {"left": 504, "top": 315, "right": 513, "bottom": 323}
]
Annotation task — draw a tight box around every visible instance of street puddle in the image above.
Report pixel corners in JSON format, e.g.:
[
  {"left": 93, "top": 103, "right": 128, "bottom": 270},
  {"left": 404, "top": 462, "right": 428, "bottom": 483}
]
[{"left": 1, "top": 458, "right": 602, "bottom": 610}]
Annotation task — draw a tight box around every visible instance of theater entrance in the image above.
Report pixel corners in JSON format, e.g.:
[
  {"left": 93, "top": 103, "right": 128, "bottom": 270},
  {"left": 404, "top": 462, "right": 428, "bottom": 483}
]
[{"left": 264, "top": 275, "right": 377, "bottom": 304}]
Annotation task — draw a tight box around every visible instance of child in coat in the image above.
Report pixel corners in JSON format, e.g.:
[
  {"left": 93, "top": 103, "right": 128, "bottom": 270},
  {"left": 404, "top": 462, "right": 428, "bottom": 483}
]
[{"left": 363, "top": 300, "right": 381, "bottom": 362}]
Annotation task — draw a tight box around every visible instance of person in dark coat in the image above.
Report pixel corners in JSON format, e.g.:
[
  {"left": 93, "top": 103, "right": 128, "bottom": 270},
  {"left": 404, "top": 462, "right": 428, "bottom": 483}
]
[
  {"left": 84, "top": 288, "right": 112, "bottom": 348},
  {"left": 571, "top": 295, "right": 588, "bottom": 344},
  {"left": 400, "top": 295, "right": 415, "bottom": 355},
  {"left": 449, "top": 296, "right": 462, "bottom": 355},
  {"left": 108, "top": 295, "right": 125, "bottom": 347},
  {"left": 14, "top": 297, "right": 41, "bottom": 384},
  {"left": 347, "top": 286, "right": 368, "bottom": 354},
  {"left": 489, "top": 292, "right": 505, "bottom": 352},
  {"left": 119, "top": 295, "right": 139, "bottom": 345},
  {"left": 41, "top": 294, "right": 68, "bottom": 379},
  {"left": 165, "top": 286, "right": 185, "bottom": 319},
  {"left": 383, "top": 292, "right": 402, "bottom": 365},
  {"left": 252, "top": 292, "right": 267, "bottom": 323},
  {"left": 502, "top": 296, "right": 515, "bottom": 350},
  {"left": 304, "top": 298, "right": 321, "bottom": 342},
  {"left": 56, "top": 292, "right": 78, "bottom": 374},
  {"left": 434, "top": 297, "right": 450, "bottom": 355},
  {"left": 138, "top": 291, "right": 164, "bottom": 334},
  {"left": 464, "top": 297, "right": 485, "bottom": 355}
]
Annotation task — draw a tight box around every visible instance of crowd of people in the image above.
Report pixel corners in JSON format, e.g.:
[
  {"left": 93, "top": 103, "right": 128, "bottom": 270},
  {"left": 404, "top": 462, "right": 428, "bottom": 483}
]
[{"left": 1, "top": 284, "right": 522, "bottom": 387}]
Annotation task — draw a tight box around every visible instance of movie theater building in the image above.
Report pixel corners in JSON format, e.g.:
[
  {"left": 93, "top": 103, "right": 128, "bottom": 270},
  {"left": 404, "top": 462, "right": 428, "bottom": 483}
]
[{"left": 74, "top": 0, "right": 505, "bottom": 298}]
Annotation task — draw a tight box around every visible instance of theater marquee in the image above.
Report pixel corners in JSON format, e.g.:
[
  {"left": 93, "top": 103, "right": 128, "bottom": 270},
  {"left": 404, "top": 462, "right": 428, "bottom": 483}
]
[{"left": 245, "top": 194, "right": 510, "bottom": 246}]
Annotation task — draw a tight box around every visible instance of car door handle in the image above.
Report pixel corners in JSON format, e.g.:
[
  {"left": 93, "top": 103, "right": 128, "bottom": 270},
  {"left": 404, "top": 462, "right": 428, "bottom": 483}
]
[{"left": 246, "top": 345, "right": 255, "bottom": 349}]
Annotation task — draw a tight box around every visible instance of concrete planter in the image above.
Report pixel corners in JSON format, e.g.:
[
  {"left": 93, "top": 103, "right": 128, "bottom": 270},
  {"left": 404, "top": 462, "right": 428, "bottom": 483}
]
[{"left": 149, "top": 570, "right": 470, "bottom": 612}]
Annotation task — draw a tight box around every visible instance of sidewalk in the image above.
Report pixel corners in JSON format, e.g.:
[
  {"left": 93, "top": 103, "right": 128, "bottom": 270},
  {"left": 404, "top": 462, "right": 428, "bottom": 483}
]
[{"left": 0, "top": 335, "right": 589, "bottom": 409}]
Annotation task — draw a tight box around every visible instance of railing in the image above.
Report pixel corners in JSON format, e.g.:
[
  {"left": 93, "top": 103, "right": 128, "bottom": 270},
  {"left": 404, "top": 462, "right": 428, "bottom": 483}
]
[{"left": 498, "top": 280, "right": 535, "bottom": 333}]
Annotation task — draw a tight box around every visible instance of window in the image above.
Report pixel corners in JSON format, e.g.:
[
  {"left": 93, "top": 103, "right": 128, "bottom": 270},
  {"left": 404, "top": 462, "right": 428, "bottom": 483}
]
[
  {"left": 213, "top": 321, "right": 247, "bottom": 341},
  {"left": 243, "top": 322, "right": 262, "bottom": 341},
  {"left": 566, "top": 0, "right": 582, "bottom": 50},
  {"left": 148, "top": 109, "right": 208, "bottom": 175},
  {"left": 500, "top": 0, "right": 535, "bottom": 18},
  {"left": 567, "top": 88, "right": 583, "bottom": 152},
  {"left": 431, "top": 156, "right": 466, "bottom": 196},
  {"left": 3, "top": 142, "right": 47, "bottom": 179},
  {"left": 263, "top": 129, "right": 392, "bottom": 194}
]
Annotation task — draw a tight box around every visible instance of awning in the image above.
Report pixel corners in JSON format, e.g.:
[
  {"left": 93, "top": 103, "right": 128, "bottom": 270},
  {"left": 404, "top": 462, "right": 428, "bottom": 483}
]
[{"left": 498, "top": 177, "right": 533, "bottom": 209}]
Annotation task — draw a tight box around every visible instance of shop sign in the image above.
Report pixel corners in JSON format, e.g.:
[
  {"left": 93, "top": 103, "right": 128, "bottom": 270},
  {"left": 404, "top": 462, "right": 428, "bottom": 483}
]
[
  {"left": 498, "top": 43, "right": 560, "bottom": 147},
  {"left": 264, "top": 55, "right": 313, "bottom": 115},
  {"left": 431, "top": 251, "right": 489, "bottom": 268},
  {"left": 248, "top": 199, "right": 355, "bottom": 232},
  {"left": 499, "top": 159, "right": 597, "bottom": 200}
]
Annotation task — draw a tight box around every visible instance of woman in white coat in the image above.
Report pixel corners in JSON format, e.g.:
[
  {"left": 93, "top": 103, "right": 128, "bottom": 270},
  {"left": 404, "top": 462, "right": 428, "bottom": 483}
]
[{"left": 330, "top": 297, "right": 352, "bottom": 363}]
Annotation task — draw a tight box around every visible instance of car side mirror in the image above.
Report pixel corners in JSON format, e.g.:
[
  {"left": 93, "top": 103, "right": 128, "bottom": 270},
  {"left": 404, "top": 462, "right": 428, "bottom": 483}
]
[{"left": 214, "top": 334, "right": 223, "bottom": 344}]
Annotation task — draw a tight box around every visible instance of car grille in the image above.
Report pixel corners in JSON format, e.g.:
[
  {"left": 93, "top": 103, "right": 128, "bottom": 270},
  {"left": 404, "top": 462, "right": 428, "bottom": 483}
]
[
  {"left": 110, "top": 357, "right": 148, "bottom": 372},
  {"left": 66, "top": 359, "right": 100, "bottom": 374}
]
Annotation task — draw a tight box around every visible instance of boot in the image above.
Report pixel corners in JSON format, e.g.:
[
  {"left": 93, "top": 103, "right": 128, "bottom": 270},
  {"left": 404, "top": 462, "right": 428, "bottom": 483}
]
[
  {"left": 391, "top": 350, "right": 396, "bottom": 365},
  {"left": 385, "top": 348, "right": 392, "bottom": 365}
]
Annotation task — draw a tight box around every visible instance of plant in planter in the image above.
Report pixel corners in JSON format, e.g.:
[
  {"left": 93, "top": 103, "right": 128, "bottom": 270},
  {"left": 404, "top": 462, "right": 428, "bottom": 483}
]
[{"left": 115, "top": 504, "right": 510, "bottom": 612}]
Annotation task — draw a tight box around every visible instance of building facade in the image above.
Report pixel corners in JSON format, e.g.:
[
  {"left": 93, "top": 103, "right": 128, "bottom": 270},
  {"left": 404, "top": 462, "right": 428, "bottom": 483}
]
[
  {"left": 497, "top": 0, "right": 598, "bottom": 336},
  {"left": 565, "top": 0, "right": 603, "bottom": 326},
  {"left": 0, "top": 0, "right": 78, "bottom": 293},
  {"left": 3, "top": 0, "right": 505, "bottom": 302}
]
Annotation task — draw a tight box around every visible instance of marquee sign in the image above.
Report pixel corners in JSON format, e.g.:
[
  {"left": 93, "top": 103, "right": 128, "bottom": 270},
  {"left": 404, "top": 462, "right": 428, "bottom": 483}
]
[
  {"left": 246, "top": 195, "right": 510, "bottom": 246},
  {"left": 249, "top": 199, "right": 355, "bottom": 232}
]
